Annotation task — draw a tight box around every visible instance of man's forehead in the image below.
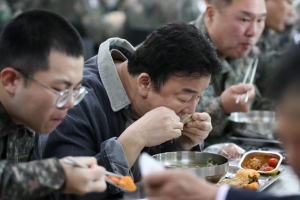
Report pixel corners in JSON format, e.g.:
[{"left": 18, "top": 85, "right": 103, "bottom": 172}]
[{"left": 225, "top": 0, "right": 266, "bottom": 14}]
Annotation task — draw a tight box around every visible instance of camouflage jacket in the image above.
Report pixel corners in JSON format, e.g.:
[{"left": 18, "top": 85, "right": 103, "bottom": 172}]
[
  {"left": 0, "top": 103, "right": 65, "bottom": 200},
  {"left": 126, "top": 0, "right": 201, "bottom": 30},
  {"left": 255, "top": 29, "right": 283, "bottom": 96},
  {"left": 0, "top": 0, "right": 12, "bottom": 33},
  {"left": 191, "top": 15, "right": 268, "bottom": 141},
  {"left": 8, "top": 0, "right": 122, "bottom": 44},
  {"left": 255, "top": 26, "right": 300, "bottom": 96}
]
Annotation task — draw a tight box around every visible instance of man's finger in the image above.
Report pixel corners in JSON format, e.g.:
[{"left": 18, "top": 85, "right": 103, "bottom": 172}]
[
  {"left": 193, "top": 112, "right": 211, "bottom": 122},
  {"left": 89, "top": 178, "right": 107, "bottom": 192},
  {"left": 172, "top": 121, "right": 184, "bottom": 130},
  {"left": 231, "top": 84, "right": 253, "bottom": 94}
]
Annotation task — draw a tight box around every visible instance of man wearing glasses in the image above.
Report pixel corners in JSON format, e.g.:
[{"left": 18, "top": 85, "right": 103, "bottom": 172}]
[{"left": 0, "top": 10, "right": 106, "bottom": 199}]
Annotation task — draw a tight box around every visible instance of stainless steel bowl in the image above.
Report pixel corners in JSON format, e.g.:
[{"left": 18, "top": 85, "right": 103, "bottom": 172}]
[
  {"left": 228, "top": 111, "right": 276, "bottom": 139},
  {"left": 152, "top": 151, "right": 229, "bottom": 183}
]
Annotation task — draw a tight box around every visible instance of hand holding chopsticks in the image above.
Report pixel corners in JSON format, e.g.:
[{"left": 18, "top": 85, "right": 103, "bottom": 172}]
[
  {"left": 236, "top": 58, "right": 258, "bottom": 104},
  {"left": 58, "top": 156, "right": 107, "bottom": 194},
  {"left": 64, "top": 156, "right": 137, "bottom": 192}
]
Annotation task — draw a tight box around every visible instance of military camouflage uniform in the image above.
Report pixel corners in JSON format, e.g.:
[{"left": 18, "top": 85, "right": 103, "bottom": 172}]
[
  {"left": 191, "top": 15, "right": 268, "bottom": 146},
  {"left": 255, "top": 20, "right": 300, "bottom": 97},
  {"left": 255, "top": 29, "right": 284, "bottom": 97},
  {"left": 0, "top": 103, "right": 65, "bottom": 200},
  {"left": 125, "top": 0, "right": 203, "bottom": 45},
  {"left": 0, "top": 0, "right": 12, "bottom": 33},
  {"left": 7, "top": 0, "right": 125, "bottom": 44},
  {"left": 126, "top": 0, "right": 202, "bottom": 29}
]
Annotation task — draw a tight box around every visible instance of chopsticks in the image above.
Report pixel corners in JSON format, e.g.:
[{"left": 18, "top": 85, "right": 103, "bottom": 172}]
[
  {"left": 64, "top": 156, "right": 124, "bottom": 178},
  {"left": 64, "top": 156, "right": 128, "bottom": 191},
  {"left": 235, "top": 58, "right": 258, "bottom": 104}
]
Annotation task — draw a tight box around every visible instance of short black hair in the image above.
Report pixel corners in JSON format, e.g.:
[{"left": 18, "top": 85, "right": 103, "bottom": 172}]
[
  {"left": 0, "top": 10, "right": 84, "bottom": 75},
  {"left": 128, "top": 21, "right": 222, "bottom": 91},
  {"left": 207, "top": 0, "right": 233, "bottom": 7},
  {"left": 268, "top": 44, "right": 300, "bottom": 103}
]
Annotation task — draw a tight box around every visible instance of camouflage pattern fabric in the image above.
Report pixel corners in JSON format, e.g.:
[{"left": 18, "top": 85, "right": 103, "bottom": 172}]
[
  {"left": 0, "top": 0, "right": 12, "bottom": 33},
  {"left": 125, "top": 0, "right": 202, "bottom": 30},
  {"left": 7, "top": 0, "right": 125, "bottom": 44},
  {"left": 255, "top": 29, "right": 283, "bottom": 98},
  {"left": 191, "top": 15, "right": 271, "bottom": 146},
  {"left": 255, "top": 22, "right": 300, "bottom": 98},
  {"left": 0, "top": 103, "right": 65, "bottom": 199}
]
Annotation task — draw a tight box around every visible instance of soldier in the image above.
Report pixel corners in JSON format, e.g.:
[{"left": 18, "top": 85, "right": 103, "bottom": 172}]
[
  {"left": 7, "top": 0, "right": 126, "bottom": 48},
  {"left": 257, "top": 0, "right": 295, "bottom": 53},
  {"left": 125, "top": 0, "right": 204, "bottom": 46},
  {"left": 143, "top": 42, "right": 300, "bottom": 200},
  {"left": 191, "top": 0, "right": 267, "bottom": 146},
  {"left": 256, "top": 0, "right": 295, "bottom": 98},
  {"left": 0, "top": 10, "right": 106, "bottom": 199},
  {"left": 0, "top": 0, "right": 12, "bottom": 33}
]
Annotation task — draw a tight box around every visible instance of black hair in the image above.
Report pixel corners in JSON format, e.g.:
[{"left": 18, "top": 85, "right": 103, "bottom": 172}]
[
  {"left": 268, "top": 44, "right": 300, "bottom": 103},
  {"left": 207, "top": 0, "right": 233, "bottom": 7},
  {"left": 128, "top": 21, "right": 222, "bottom": 91},
  {"left": 0, "top": 9, "right": 84, "bottom": 75}
]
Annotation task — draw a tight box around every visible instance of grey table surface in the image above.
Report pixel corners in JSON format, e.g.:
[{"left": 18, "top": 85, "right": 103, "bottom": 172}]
[{"left": 111, "top": 164, "right": 300, "bottom": 200}]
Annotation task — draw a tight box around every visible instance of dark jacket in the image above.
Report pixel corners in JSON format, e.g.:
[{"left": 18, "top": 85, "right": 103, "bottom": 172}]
[
  {"left": 37, "top": 43, "right": 179, "bottom": 200},
  {"left": 227, "top": 188, "right": 300, "bottom": 200}
]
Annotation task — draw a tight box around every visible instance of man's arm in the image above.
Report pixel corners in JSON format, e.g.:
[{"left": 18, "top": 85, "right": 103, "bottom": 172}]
[
  {"left": 143, "top": 169, "right": 300, "bottom": 200},
  {"left": 0, "top": 158, "right": 65, "bottom": 199},
  {"left": 227, "top": 188, "right": 300, "bottom": 200},
  {"left": 41, "top": 92, "right": 131, "bottom": 200}
]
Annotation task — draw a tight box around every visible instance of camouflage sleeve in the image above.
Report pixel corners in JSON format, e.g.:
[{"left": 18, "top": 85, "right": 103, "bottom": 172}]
[
  {"left": 196, "top": 96, "right": 229, "bottom": 136},
  {"left": 0, "top": 158, "right": 65, "bottom": 200}
]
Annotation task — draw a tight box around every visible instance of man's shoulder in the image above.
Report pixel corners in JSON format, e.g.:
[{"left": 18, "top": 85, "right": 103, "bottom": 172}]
[{"left": 227, "top": 187, "right": 300, "bottom": 200}]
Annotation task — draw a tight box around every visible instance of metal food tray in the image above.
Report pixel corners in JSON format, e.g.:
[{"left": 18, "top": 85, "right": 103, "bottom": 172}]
[{"left": 219, "top": 166, "right": 286, "bottom": 192}]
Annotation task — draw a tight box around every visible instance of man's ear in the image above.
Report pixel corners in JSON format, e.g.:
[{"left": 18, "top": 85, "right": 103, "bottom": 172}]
[
  {"left": 0, "top": 68, "right": 22, "bottom": 95},
  {"left": 137, "top": 73, "right": 152, "bottom": 98},
  {"left": 205, "top": 5, "right": 216, "bottom": 23}
]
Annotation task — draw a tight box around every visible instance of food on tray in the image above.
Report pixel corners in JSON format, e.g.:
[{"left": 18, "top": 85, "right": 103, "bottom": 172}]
[
  {"left": 181, "top": 114, "right": 193, "bottom": 124},
  {"left": 107, "top": 175, "right": 137, "bottom": 192},
  {"left": 242, "top": 154, "right": 279, "bottom": 171},
  {"left": 216, "top": 169, "right": 260, "bottom": 190},
  {"left": 167, "top": 160, "right": 217, "bottom": 168},
  {"left": 268, "top": 158, "right": 279, "bottom": 168}
]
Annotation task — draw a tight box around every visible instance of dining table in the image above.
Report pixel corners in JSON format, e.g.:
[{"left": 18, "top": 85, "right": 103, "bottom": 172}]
[{"left": 109, "top": 164, "right": 300, "bottom": 200}]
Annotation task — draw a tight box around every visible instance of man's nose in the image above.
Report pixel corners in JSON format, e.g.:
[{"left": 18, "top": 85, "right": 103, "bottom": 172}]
[
  {"left": 245, "top": 21, "right": 258, "bottom": 38},
  {"left": 183, "top": 99, "right": 198, "bottom": 114}
]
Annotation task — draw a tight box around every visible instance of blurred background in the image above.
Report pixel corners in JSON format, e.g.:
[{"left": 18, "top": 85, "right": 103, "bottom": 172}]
[{"left": 0, "top": 0, "right": 208, "bottom": 59}]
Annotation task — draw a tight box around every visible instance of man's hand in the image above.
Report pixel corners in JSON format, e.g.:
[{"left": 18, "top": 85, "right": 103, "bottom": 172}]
[
  {"left": 122, "top": 106, "right": 183, "bottom": 147},
  {"left": 118, "top": 107, "right": 183, "bottom": 167},
  {"left": 180, "top": 112, "right": 212, "bottom": 150},
  {"left": 60, "top": 157, "right": 106, "bottom": 194},
  {"left": 143, "top": 169, "right": 219, "bottom": 200},
  {"left": 221, "top": 83, "right": 255, "bottom": 114}
]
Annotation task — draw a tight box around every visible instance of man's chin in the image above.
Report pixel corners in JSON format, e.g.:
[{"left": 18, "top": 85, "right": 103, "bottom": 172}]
[
  {"left": 233, "top": 50, "right": 251, "bottom": 59},
  {"left": 36, "top": 126, "right": 57, "bottom": 134}
]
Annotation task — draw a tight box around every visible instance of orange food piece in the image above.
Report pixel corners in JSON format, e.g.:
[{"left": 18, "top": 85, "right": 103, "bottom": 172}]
[
  {"left": 245, "top": 182, "right": 259, "bottom": 190},
  {"left": 108, "top": 176, "right": 120, "bottom": 183},
  {"left": 107, "top": 175, "right": 137, "bottom": 192}
]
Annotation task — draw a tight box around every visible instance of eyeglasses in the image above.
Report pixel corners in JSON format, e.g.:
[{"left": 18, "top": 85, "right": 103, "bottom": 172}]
[{"left": 16, "top": 69, "right": 88, "bottom": 108}]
